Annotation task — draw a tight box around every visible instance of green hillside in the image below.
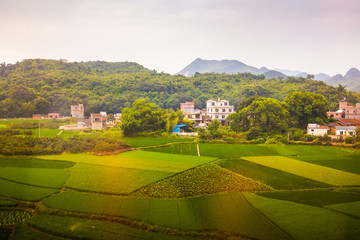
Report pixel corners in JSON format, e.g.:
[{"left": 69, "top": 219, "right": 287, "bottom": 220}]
[{"left": 1, "top": 59, "right": 359, "bottom": 117}]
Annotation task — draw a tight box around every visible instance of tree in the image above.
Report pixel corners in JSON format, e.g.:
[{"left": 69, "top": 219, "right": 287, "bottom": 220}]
[
  {"left": 285, "top": 92, "right": 329, "bottom": 129},
  {"left": 120, "top": 99, "right": 168, "bottom": 136},
  {"left": 229, "top": 97, "right": 289, "bottom": 133}
]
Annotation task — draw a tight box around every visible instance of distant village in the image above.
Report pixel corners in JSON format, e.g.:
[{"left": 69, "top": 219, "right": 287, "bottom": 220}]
[
  {"left": 308, "top": 98, "right": 360, "bottom": 139},
  {"left": 32, "top": 98, "right": 360, "bottom": 139}
]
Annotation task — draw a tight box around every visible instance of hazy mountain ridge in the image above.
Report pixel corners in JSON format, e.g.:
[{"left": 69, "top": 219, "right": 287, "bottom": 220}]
[
  {"left": 178, "top": 58, "right": 331, "bottom": 81},
  {"left": 325, "top": 68, "right": 360, "bottom": 92}
]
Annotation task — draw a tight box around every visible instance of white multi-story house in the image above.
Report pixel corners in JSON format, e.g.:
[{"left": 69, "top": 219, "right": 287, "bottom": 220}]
[{"left": 206, "top": 99, "right": 234, "bottom": 121}]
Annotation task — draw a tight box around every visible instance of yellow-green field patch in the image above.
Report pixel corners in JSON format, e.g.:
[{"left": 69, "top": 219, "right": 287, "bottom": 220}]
[
  {"left": 38, "top": 151, "right": 216, "bottom": 173},
  {"left": 242, "top": 156, "right": 360, "bottom": 186},
  {"left": 67, "top": 163, "right": 174, "bottom": 194},
  {"left": 325, "top": 201, "right": 360, "bottom": 218}
]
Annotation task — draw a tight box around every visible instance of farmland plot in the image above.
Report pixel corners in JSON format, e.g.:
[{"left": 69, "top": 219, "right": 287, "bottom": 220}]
[
  {"left": 244, "top": 193, "right": 360, "bottom": 240},
  {"left": 242, "top": 156, "right": 360, "bottom": 186},
  {"left": 148, "top": 143, "right": 280, "bottom": 158},
  {"left": 217, "top": 159, "right": 330, "bottom": 190},
  {"left": 38, "top": 151, "right": 215, "bottom": 172},
  {"left": 0, "top": 167, "right": 67, "bottom": 188},
  {"left": 0, "top": 178, "right": 58, "bottom": 201},
  {"left": 0, "top": 157, "right": 74, "bottom": 169},
  {"left": 123, "top": 137, "right": 193, "bottom": 148},
  {"left": 43, "top": 191, "right": 291, "bottom": 240},
  {"left": 66, "top": 163, "right": 174, "bottom": 194},
  {"left": 325, "top": 201, "right": 360, "bottom": 218}
]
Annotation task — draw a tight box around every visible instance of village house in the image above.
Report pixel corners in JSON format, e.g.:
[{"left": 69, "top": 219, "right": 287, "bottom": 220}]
[
  {"left": 206, "top": 99, "right": 234, "bottom": 121},
  {"left": 46, "top": 113, "right": 60, "bottom": 119},
  {"left": 32, "top": 114, "right": 43, "bottom": 120},
  {"left": 180, "top": 101, "right": 208, "bottom": 126},
  {"left": 328, "top": 119, "right": 360, "bottom": 134},
  {"left": 71, "top": 104, "right": 84, "bottom": 118},
  {"left": 307, "top": 123, "right": 330, "bottom": 136},
  {"left": 327, "top": 98, "right": 360, "bottom": 120},
  {"left": 90, "top": 113, "right": 106, "bottom": 130},
  {"left": 335, "top": 126, "right": 356, "bottom": 137}
]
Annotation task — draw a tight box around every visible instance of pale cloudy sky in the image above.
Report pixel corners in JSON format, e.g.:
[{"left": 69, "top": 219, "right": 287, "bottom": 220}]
[{"left": 1, "top": 0, "right": 359, "bottom": 76}]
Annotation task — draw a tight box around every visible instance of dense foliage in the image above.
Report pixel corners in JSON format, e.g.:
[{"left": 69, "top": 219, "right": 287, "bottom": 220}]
[
  {"left": 0, "top": 135, "right": 129, "bottom": 155},
  {"left": 1, "top": 59, "right": 359, "bottom": 118},
  {"left": 120, "top": 99, "right": 193, "bottom": 136}
]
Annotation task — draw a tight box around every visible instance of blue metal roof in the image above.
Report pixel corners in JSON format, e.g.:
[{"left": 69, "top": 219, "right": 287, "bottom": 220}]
[
  {"left": 174, "top": 124, "right": 187, "bottom": 127},
  {"left": 335, "top": 126, "right": 356, "bottom": 130}
]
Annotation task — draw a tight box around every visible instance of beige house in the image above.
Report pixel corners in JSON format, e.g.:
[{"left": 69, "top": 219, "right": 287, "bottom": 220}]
[
  {"left": 307, "top": 123, "right": 330, "bottom": 136},
  {"left": 91, "top": 113, "right": 106, "bottom": 130}
]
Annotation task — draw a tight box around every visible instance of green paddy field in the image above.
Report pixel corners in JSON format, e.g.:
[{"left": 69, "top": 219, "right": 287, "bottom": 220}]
[{"left": 1, "top": 140, "right": 360, "bottom": 240}]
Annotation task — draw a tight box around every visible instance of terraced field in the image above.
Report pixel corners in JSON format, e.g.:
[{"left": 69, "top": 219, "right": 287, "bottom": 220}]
[{"left": 1, "top": 141, "right": 360, "bottom": 240}]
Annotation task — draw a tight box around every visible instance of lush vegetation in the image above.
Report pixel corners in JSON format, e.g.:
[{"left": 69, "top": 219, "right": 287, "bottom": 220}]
[
  {"left": 0, "top": 135, "right": 129, "bottom": 155},
  {"left": 0, "top": 210, "right": 33, "bottom": 226},
  {"left": 1, "top": 59, "right": 359, "bottom": 118}
]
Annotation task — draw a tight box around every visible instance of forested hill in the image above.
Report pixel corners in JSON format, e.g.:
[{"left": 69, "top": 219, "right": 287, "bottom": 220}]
[{"left": 0, "top": 59, "right": 359, "bottom": 118}]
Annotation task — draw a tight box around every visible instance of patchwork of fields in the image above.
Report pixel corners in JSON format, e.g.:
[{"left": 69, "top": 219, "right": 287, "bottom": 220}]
[{"left": 1, "top": 141, "right": 360, "bottom": 240}]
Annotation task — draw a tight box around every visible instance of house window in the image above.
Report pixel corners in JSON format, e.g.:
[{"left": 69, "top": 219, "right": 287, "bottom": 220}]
[
  {"left": 224, "top": 102, "right": 228, "bottom": 106},
  {"left": 222, "top": 115, "right": 225, "bottom": 119},
  {"left": 212, "top": 102, "right": 215, "bottom": 106},
  {"left": 215, "top": 109, "right": 219, "bottom": 113},
  {"left": 340, "top": 131, "right": 343, "bottom": 135},
  {"left": 229, "top": 109, "right": 232, "bottom": 112},
  {"left": 222, "top": 109, "right": 226, "bottom": 112},
  {"left": 311, "top": 129, "right": 314, "bottom": 132},
  {"left": 215, "top": 115, "right": 218, "bottom": 119}
]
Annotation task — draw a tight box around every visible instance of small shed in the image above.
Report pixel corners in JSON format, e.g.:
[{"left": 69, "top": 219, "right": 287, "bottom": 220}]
[{"left": 171, "top": 124, "right": 187, "bottom": 133}]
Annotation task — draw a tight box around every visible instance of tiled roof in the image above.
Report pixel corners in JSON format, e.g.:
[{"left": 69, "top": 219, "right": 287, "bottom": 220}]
[{"left": 336, "top": 119, "right": 360, "bottom": 125}]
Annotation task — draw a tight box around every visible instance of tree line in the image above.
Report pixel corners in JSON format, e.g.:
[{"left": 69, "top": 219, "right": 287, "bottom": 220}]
[{"left": 1, "top": 59, "right": 359, "bottom": 118}]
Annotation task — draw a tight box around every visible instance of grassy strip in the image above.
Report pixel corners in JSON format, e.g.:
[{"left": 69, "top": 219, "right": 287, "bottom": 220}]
[
  {"left": 242, "top": 156, "right": 360, "bottom": 186},
  {"left": 27, "top": 215, "right": 200, "bottom": 240},
  {"left": 0, "top": 210, "right": 33, "bottom": 226},
  {"left": 217, "top": 159, "right": 330, "bottom": 190},
  {"left": 123, "top": 137, "right": 194, "bottom": 148},
  {"left": 37, "top": 151, "right": 216, "bottom": 172},
  {"left": 257, "top": 189, "right": 360, "bottom": 207},
  {"left": 67, "top": 163, "right": 174, "bottom": 194},
  {"left": 244, "top": 192, "right": 360, "bottom": 240},
  {"left": 0, "top": 178, "right": 58, "bottom": 201},
  {"left": 0, "top": 198, "right": 18, "bottom": 207},
  {"left": 0, "top": 167, "right": 68, "bottom": 189},
  {"left": 148, "top": 143, "right": 280, "bottom": 158},
  {"left": 325, "top": 201, "right": 360, "bottom": 218},
  {"left": 131, "top": 164, "right": 272, "bottom": 198},
  {"left": 0, "top": 157, "right": 74, "bottom": 169}
]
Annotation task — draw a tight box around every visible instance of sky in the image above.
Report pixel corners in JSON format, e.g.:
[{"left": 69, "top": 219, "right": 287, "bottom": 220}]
[{"left": 1, "top": 0, "right": 359, "bottom": 76}]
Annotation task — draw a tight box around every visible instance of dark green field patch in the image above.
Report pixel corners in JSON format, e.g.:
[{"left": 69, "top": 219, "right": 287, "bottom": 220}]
[
  {"left": 245, "top": 192, "right": 360, "bottom": 240},
  {"left": 293, "top": 158, "right": 360, "bottom": 175},
  {"left": 123, "top": 137, "right": 193, "bottom": 148},
  {"left": 217, "top": 159, "right": 330, "bottom": 190},
  {"left": 9, "top": 225, "right": 71, "bottom": 240},
  {"left": 0, "top": 157, "right": 74, "bottom": 169},
  {"left": 0, "top": 198, "right": 18, "bottom": 207},
  {"left": 27, "top": 215, "right": 198, "bottom": 240},
  {"left": 43, "top": 191, "right": 291, "bottom": 240},
  {"left": 0, "top": 178, "right": 58, "bottom": 201},
  {"left": 257, "top": 189, "right": 360, "bottom": 207},
  {"left": 0, "top": 167, "right": 68, "bottom": 188},
  {"left": 148, "top": 143, "right": 280, "bottom": 158}
]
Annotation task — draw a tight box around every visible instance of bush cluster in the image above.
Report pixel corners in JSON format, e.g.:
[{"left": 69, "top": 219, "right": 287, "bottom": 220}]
[{"left": 0, "top": 135, "right": 129, "bottom": 155}]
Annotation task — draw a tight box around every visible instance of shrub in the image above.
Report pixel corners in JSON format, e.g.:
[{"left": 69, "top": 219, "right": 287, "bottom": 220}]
[
  {"left": 303, "top": 134, "right": 317, "bottom": 142},
  {"left": 345, "top": 137, "right": 354, "bottom": 144},
  {"left": 265, "top": 135, "right": 288, "bottom": 144}
]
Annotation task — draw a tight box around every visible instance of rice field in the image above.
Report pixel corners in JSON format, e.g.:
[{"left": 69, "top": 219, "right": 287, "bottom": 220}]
[{"left": 2, "top": 141, "right": 360, "bottom": 240}]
